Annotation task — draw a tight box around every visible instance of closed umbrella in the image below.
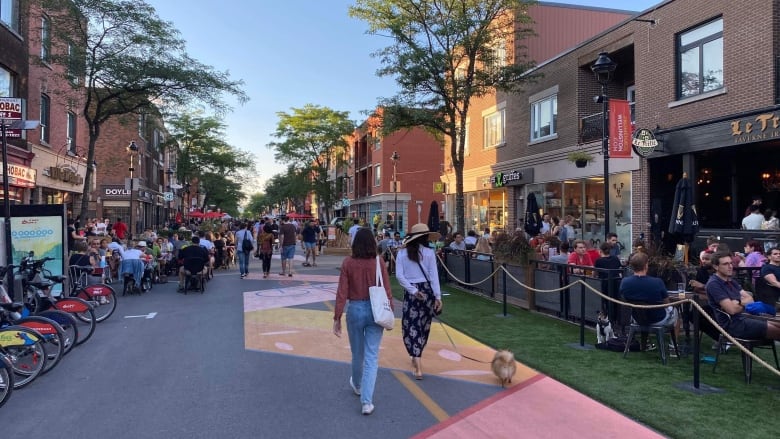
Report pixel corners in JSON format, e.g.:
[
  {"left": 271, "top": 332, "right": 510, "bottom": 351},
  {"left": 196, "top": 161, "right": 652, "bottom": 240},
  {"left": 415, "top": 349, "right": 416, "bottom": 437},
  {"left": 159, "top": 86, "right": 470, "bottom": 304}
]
[
  {"left": 668, "top": 172, "right": 699, "bottom": 264},
  {"left": 428, "top": 201, "right": 440, "bottom": 234},
  {"left": 524, "top": 193, "right": 542, "bottom": 236}
]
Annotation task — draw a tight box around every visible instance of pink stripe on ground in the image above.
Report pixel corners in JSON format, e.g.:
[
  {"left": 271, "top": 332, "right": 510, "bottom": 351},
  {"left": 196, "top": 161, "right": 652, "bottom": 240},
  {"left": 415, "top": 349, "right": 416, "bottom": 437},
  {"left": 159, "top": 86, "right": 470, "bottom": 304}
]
[{"left": 414, "top": 375, "right": 664, "bottom": 439}]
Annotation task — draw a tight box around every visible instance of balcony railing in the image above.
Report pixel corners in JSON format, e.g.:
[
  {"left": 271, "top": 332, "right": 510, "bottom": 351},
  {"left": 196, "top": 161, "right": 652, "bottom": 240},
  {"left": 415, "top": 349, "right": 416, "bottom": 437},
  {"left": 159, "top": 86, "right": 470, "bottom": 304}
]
[{"left": 579, "top": 112, "right": 603, "bottom": 144}]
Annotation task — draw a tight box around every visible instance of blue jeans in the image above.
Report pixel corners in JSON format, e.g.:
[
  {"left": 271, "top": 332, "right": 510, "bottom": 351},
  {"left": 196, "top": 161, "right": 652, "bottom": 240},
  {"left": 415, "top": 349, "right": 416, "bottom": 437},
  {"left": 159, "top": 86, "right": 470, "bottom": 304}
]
[
  {"left": 346, "top": 300, "right": 384, "bottom": 405},
  {"left": 238, "top": 250, "right": 250, "bottom": 276}
]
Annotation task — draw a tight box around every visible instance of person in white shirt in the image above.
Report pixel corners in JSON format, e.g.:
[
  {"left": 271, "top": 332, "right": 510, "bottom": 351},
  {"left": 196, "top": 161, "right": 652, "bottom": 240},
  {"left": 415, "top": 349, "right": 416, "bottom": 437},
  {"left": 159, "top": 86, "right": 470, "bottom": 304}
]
[
  {"left": 348, "top": 220, "right": 362, "bottom": 245},
  {"left": 95, "top": 220, "right": 107, "bottom": 236},
  {"left": 742, "top": 205, "right": 765, "bottom": 230},
  {"left": 395, "top": 223, "right": 443, "bottom": 380},
  {"left": 540, "top": 213, "right": 551, "bottom": 235},
  {"left": 199, "top": 231, "right": 216, "bottom": 272},
  {"left": 463, "top": 230, "right": 478, "bottom": 248},
  {"left": 122, "top": 241, "right": 145, "bottom": 260},
  {"left": 449, "top": 232, "right": 466, "bottom": 251}
]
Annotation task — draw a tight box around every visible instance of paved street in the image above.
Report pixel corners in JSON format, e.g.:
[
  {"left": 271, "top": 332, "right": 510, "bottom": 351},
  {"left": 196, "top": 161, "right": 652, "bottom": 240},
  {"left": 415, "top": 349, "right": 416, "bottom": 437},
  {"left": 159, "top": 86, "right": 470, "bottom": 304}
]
[{"left": 1, "top": 249, "right": 664, "bottom": 438}]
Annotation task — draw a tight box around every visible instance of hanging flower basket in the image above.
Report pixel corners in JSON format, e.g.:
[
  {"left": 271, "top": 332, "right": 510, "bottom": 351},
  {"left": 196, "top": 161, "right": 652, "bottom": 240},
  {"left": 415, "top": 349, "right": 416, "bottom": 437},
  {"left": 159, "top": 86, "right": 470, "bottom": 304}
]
[{"left": 567, "top": 151, "right": 594, "bottom": 168}]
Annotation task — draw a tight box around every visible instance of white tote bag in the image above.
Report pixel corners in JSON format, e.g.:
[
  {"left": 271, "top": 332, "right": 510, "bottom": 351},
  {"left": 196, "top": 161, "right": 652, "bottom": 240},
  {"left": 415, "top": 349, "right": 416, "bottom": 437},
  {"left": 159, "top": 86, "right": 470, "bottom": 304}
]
[{"left": 369, "top": 256, "right": 394, "bottom": 330}]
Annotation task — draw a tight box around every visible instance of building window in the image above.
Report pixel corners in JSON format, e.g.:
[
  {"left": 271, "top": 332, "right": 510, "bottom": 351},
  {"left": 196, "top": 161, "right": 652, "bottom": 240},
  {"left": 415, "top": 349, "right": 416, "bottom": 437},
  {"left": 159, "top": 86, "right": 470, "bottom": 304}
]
[
  {"left": 0, "top": 0, "right": 20, "bottom": 33},
  {"left": 67, "top": 111, "right": 77, "bottom": 154},
  {"left": 40, "top": 94, "right": 50, "bottom": 143},
  {"left": 483, "top": 109, "right": 505, "bottom": 149},
  {"left": 67, "top": 44, "right": 81, "bottom": 84},
  {"left": 487, "top": 39, "right": 507, "bottom": 72},
  {"left": 531, "top": 95, "right": 557, "bottom": 141},
  {"left": 138, "top": 113, "right": 147, "bottom": 140},
  {"left": 374, "top": 165, "right": 381, "bottom": 186},
  {"left": 626, "top": 85, "right": 636, "bottom": 123},
  {"left": 41, "top": 15, "right": 51, "bottom": 63},
  {"left": 0, "top": 66, "right": 13, "bottom": 96},
  {"left": 678, "top": 17, "right": 723, "bottom": 99}
]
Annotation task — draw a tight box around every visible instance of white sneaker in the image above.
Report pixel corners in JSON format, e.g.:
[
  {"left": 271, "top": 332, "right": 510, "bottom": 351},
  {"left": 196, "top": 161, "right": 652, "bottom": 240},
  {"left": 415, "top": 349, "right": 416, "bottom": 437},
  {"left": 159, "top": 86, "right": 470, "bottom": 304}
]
[
  {"left": 361, "top": 403, "right": 374, "bottom": 415},
  {"left": 349, "top": 377, "right": 361, "bottom": 396}
]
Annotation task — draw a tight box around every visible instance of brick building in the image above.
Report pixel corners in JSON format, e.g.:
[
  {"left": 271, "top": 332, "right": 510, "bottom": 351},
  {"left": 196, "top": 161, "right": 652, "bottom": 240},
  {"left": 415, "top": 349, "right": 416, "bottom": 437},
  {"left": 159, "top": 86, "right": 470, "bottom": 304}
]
[
  {"left": 441, "top": 2, "right": 636, "bottom": 236},
  {"left": 343, "top": 108, "right": 444, "bottom": 235},
  {"left": 450, "top": 0, "right": 780, "bottom": 254}
]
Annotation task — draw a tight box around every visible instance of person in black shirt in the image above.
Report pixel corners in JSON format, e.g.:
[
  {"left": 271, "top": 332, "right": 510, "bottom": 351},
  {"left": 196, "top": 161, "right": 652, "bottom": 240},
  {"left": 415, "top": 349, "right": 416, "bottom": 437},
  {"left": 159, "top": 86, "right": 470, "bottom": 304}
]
[
  {"left": 177, "top": 236, "right": 210, "bottom": 291},
  {"left": 594, "top": 241, "right": 623, "bottom": 327}
]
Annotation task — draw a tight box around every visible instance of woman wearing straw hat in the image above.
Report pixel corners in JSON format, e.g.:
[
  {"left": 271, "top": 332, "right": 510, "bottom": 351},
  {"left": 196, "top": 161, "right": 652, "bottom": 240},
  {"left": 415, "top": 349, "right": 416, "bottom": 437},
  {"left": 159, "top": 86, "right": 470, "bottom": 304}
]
[{"left": 395, "top": 223, "right": 443, "bottom": 380}]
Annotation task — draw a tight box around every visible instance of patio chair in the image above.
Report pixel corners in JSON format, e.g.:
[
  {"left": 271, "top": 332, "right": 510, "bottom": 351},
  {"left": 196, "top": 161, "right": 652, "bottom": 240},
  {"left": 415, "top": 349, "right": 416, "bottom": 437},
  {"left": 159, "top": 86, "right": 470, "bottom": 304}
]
[
  {"left": 711, "top": 308, "right": 779, "bottom": 384},
  {"left": 622, "top": 300, "right": 680, "bottom": 365}
]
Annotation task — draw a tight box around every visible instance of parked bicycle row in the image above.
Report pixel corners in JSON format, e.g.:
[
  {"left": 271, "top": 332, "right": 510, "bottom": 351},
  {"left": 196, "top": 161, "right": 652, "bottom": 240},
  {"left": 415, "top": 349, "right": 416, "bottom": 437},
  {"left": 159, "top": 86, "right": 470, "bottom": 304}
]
[{"left": 0, "top": 253, "right": 119, "bottom": 408}]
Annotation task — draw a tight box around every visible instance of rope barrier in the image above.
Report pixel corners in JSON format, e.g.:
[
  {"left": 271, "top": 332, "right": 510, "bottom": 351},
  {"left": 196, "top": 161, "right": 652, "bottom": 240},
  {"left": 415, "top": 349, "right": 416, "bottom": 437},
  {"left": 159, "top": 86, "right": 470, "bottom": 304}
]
[{"left": 429, "top": 252, "right": 780, "bottom": 379}]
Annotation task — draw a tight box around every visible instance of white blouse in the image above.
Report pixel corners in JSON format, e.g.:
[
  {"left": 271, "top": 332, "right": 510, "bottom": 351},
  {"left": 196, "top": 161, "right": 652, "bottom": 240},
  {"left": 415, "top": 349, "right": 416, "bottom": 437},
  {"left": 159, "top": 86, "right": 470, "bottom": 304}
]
[{"left": 395, "top": 246, "right": 442, "bottom": 299}]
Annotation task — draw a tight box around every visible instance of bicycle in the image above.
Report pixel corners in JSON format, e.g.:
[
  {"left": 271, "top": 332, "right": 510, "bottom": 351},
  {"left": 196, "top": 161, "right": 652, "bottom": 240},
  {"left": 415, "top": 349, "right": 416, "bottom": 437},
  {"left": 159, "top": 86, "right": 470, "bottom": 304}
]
[
  {"left": 68, "top": 264, "right": 117, "bottom": 323},
  {"left": 0, "top": 352, "right": 14, "bottom": 408},
  {"left": 0, "top": 304, "right": 50, "bottom": 388}
]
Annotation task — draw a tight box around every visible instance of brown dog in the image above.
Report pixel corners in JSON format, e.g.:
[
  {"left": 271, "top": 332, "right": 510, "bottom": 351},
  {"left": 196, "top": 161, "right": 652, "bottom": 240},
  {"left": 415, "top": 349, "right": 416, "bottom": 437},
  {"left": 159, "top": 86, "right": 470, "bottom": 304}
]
[{"left": 491, "top": 349, "right": 516, "bottom": 388}]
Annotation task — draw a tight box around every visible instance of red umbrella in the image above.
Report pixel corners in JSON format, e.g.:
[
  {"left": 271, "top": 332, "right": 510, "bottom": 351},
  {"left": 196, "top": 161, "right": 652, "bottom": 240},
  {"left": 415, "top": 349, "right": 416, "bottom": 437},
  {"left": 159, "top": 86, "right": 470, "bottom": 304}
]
[
  {"left": 189, "top": 210, "right": 205, "bottom": 218},
  {"left": 204, "top": 211, "right": 223, "bottom": 219},
  {"left": 286, "top": 212, "right": 313, "bottom": 220}
]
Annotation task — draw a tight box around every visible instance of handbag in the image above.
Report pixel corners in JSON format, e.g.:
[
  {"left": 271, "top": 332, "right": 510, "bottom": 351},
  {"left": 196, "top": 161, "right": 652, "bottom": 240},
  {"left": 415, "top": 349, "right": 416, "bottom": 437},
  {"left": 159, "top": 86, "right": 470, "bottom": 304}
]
[
  {"left": 415, "top": 259, "right": 442, "bottom": 316},
  {"left": 369, "top": 256, "right": 394, "bottom": 330}
]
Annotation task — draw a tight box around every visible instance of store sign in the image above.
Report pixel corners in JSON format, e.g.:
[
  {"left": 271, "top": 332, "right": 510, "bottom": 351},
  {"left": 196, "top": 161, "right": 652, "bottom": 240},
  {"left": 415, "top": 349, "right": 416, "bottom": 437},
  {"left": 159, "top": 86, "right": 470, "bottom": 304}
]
[
  {"left": 730, "top": 112, "right": 780, "bottom": 144},
  {"left": 46, "top": 166, "right": 83, "bottom": 185},
  {"left": 632, "top": 128, "right": 658, "bottom": 157},
  {"left": 0, "top": 164, "right": 36, "bottom": 188},
  {"left": 433, "top": 182, "right": 446, "bottom": 193},
  {"left": 103, "top": 186, "right": 131, "bottom": 197},
  {"left": 480, "top": 168, "right": 532, "bottom": 188},
  {"left": 0, "top": 97, "right": 23, "bottom": 120}
]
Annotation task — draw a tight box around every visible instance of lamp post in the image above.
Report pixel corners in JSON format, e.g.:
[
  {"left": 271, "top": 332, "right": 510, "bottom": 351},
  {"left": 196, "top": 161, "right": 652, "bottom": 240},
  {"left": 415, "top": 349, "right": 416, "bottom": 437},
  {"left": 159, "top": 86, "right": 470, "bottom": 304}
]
[
  {"left": 391, "top": 151, "right": 399, "bottom": 232},
  {"left": 591, "top": 51, "right": 617, "bottom": 240},
  {"left": 127, "top": 141, "right": 139, "bottom": 242},
  {"left": 165, "top": 167, "right": 174, "bottom": 226}
]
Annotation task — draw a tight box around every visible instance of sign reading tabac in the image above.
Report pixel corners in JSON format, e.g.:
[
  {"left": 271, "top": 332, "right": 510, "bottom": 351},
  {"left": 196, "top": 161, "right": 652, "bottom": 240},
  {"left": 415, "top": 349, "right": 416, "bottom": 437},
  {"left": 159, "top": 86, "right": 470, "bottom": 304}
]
[{"left": 0, "top": 97, "right": 23, "bottom": 120}]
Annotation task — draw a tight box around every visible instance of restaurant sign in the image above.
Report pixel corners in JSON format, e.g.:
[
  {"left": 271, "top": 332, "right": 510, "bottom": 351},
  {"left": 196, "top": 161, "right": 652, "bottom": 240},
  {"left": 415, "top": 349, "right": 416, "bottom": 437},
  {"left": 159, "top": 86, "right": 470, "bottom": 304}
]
[
  {"left": 631, "top": 128, "right": 658, "bottom": 157},
  {"left": 480, "top": 168, "right": 533, "bottom": 188},
  {"left": 0, "top": 163, "right": 36, "bottom": 188},
  {"left": 730, "top": 112, "right": 780, "bottom": 144},
  {"left": 45, "top": 166, "right": 83, "bottom": 185}
]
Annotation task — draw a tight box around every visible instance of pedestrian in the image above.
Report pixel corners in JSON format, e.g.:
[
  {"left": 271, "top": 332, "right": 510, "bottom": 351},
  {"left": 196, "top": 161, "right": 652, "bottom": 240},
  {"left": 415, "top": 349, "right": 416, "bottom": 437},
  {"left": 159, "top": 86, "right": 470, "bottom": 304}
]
[
  {"left": 333, "top": 227, "right": 393, "bottom": 416},
  {"left": 257, "top": 223, "right": 275, "bottom": 278},
  {"left": 395, "top": 223, "right": 443, "bottom": 380},
  {"left": 278, "top": 216, "right": 298, "bottom": 277},
  {"left": 236, "top": 222, "right": 255, "bottom": 279},
  {"left": 301, "top": 220, "right": 318, "bottom": 267}
]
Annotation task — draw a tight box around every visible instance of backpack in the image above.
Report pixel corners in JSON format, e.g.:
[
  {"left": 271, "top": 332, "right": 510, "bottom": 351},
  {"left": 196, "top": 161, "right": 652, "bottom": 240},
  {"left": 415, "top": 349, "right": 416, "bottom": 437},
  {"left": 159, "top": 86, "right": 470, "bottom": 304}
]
[{"left": 241, "top": 231, "right": 253, "bottom": 253}]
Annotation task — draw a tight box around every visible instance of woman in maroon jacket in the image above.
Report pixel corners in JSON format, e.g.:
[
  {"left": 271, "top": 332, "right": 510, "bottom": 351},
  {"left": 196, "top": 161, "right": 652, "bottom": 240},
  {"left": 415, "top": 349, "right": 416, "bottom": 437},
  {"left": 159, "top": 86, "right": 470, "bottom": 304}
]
[{"left": 333, "top": 228, "right": 393, "bottom": 416}]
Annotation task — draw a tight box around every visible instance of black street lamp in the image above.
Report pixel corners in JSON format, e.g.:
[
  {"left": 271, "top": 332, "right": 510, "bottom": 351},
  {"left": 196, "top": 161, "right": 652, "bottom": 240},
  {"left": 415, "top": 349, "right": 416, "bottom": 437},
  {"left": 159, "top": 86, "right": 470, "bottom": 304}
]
[
  {"left": 391, "top": 151, "right": 400, "bottom": 232},
  {"left": 591, "top": 51, "right": 617, "bottom": 240},
  {"left": 127, "top": 140, "right": 139, "bottom": 241},
  {"left": 165, "top": 167, "right": 174, "bottom": 225}
]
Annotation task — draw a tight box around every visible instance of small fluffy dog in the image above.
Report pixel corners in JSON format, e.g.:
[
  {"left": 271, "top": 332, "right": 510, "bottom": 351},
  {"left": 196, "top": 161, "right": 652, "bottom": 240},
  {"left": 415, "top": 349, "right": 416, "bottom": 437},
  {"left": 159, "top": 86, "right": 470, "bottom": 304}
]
[
  {"left": 596, "top": 311, "right": 616, "bottom": 344},
  {"left": 491, "top": 349, "right": 516, "bottom": 388}
]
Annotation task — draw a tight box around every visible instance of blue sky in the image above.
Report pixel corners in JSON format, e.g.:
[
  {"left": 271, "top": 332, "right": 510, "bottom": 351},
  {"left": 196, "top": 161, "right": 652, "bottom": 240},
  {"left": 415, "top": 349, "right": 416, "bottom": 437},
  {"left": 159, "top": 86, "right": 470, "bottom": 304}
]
[{"left": 145, "top": 0, "right": 660, "bottom": 194}]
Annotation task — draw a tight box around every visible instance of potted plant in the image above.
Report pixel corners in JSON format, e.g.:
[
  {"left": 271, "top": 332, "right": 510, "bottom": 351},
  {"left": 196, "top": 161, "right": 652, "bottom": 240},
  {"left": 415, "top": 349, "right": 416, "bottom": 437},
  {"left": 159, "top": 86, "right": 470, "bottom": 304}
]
[{"left": 567, "top": 151, "right": 594, "bottom": 168}]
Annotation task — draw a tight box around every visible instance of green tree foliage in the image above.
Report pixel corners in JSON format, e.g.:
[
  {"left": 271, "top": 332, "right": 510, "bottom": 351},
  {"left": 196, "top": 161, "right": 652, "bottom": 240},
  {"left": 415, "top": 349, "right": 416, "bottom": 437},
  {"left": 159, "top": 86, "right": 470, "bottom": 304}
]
[
  {"left": 40, "top": 0, "right": 248, "bottom": 220},
  {"left": 166, "top": 113, "right": 255, "bottom": 215},
  {"left": 244, "top": 193, "right": 272, "bottom": 219},
  {"left": 263, "top": 167, "right": 311, "bottom": 214},
  {"left": 267, "top": 104, "right": 355, "bottom": 219},
  {"left": 349, "top": 0, "right": 537, "bottom": 232}
]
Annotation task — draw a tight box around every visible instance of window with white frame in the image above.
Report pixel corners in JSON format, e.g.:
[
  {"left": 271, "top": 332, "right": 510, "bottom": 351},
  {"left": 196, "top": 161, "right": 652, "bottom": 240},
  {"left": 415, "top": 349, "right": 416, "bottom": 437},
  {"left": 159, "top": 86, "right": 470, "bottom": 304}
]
[
  {"left": 66, "top": 111, "right": 76, "bottom": 153},
  {"left": 41, "top": 15, "right": 51, "bottom": 63},
  {"left": 483, "top": 109, "right": 505, "bottom": 149},
  {"left": 678, "top": 17, "right": 723, "bottom": 99},
  {"left": 626, "top": 85, "right": 636, "bottom": 123},
  {"left": 0, "top": 66, "right": 12, "bottom": 96},
  {"left": 0, "top": 0, "right": 20, "bottom": 33},
  {"left": 67, "top": 43, "right": 80, "bottom": 84},
  {"left": 530, "top": 95, "right": 557, "bottom": 141},
  {"left": 488, "top": 39, "right": 507, "bottom": 72},
  {"left": 40, "top": 94, "right": 50, "bottom": 143}
]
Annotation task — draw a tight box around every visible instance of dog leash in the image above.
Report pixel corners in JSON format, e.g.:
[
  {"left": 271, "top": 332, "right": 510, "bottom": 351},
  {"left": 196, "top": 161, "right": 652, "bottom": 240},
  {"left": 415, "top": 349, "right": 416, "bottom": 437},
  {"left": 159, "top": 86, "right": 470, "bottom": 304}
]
[{"left": 435, "top": 316, "right": 492, "bottom": 364}]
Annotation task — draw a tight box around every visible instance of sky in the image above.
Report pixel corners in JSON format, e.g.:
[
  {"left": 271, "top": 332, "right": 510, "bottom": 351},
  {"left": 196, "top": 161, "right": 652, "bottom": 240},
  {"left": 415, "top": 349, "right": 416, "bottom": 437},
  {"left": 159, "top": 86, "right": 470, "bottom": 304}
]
[{"left": 145, "top": 0, "right": 661, "bottom": 195}]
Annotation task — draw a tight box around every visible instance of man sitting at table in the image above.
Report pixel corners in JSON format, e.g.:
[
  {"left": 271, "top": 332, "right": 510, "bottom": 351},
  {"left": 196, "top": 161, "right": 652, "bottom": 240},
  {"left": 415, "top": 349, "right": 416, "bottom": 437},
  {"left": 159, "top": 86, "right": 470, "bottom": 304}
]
[
  {"left": 706, "top": 252, "right": 780, "bottom": 340},
  {"left": 619, "top": 252, "right": 678, "bottom": 328}
]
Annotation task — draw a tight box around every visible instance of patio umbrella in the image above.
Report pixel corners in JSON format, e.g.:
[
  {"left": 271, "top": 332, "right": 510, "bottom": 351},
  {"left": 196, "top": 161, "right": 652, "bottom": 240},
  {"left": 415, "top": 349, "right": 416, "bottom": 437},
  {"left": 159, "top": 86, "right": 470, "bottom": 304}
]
[
  {"left": 189, "top": 210, "right": 205, "bottom": 218},
  {"left": 222, "top": 213, "right": 232, "bottom": 219},
  {"left": 668, "top": 172, "right": 699, "bottom": 264},
  {"left": 204, "top": 211, "right": 223, "bottom": 219},
  {"left": 427, "top": 201, "right": 440, "bottom": 234},
  {"left": 524, "top": 193, "right": 542, "bottom": 236}
]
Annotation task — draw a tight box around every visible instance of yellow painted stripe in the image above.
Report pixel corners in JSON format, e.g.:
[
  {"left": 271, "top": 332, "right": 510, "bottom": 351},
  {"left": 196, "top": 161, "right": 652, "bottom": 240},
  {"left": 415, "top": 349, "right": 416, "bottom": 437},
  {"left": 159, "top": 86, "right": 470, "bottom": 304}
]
[
  {"left": 391, "top": 370, "right": 449, "bottom": 422},
  {"left": 323, "top": 300, "right": 334, "bottom": 312}
]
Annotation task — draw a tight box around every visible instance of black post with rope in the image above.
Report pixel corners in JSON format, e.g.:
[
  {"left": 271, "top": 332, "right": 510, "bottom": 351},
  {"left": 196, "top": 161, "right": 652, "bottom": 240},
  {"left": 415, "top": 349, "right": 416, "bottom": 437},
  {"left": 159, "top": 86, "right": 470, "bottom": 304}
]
[
  {"left": 502, "top": 262, "right": 508, "bottom": 317},
  {"left": 693, "top": 304, "right": 701, "bottom": 389},
  {"left": 580, "top": 281, "right": 587, "bottom": 347}
]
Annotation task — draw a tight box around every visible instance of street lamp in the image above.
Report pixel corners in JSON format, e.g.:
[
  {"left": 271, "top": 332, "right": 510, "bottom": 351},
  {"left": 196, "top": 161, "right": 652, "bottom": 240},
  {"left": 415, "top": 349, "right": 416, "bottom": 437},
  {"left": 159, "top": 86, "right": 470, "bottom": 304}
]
[
  {"left": 391, "top": 151, "right": 400, "bottom": 232},
  {"left": 127, "top": 140, "right": 139, "bottom": 241},
  {"left": 591, "top": 51, "right": 617, "bottom": 240},
  {"left": 165, "top": 167, "right": 174, "bottom": 226}
]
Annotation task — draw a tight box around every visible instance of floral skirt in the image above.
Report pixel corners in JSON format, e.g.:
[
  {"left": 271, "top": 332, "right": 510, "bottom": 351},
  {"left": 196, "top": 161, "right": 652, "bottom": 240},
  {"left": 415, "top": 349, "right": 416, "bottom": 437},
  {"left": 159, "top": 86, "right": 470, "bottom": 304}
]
[{"left": 402, "top": 281, "right": 436, "bottom": 358}]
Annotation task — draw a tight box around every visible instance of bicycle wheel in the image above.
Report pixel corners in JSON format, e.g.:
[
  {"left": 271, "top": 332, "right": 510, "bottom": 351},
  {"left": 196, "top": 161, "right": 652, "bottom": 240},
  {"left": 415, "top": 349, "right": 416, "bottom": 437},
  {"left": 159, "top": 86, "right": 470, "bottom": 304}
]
[
  {"left": 54, "top": 297, "right": 96, "bottom": 346},
  {"left": 75, "top": 283, "right": 117, "bottom": 322},
  {"left": 0, "top": 326, "right": 46, "bottom": 389},
  {"left": 35, "top": 310, "right": 78, "bottom": 356},
  {"left": 22, "top": 286, "right": 44, "bottom": 315},
  {"left": 16, "top": 316, "right": 65, "bottom": 375},
  {"left": 0, "top": 354, "right": 14, "bottom": 408}
]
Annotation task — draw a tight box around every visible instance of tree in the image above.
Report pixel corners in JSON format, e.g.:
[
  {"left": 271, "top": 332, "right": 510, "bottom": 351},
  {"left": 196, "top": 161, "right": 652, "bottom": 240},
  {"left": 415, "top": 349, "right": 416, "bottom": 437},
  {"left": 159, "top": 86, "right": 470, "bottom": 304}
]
[
  {"left": 165, "top": 113, "right": 255, "bottom": 215},
  {"left": 244, "top": 193, "right": 272, "bottom": 218},
  {"left": 263, "top": 167, "right": 311, "bottom": 214},
  {"left": 350, "top": 0, "right": 536, "bottom": 232},
  {"left": 268, "top": 104, "right": 354, "bottom": 220},
  {"left": 41, "top": 0, "right": 248, "bottom": 220}
]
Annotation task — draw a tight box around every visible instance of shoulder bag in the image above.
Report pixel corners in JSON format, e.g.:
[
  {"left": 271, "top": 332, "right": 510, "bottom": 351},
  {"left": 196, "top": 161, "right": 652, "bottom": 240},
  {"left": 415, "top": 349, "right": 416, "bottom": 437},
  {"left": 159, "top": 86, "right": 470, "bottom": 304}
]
[
  {"left": 369, "top": 256, "right": 394, "bottom": 330},
  {"left": 241, "top": 230, "right": 253, "bottom": 253},
  {"left": 415, "top": 257, "right": 442, "bottom": 316}
]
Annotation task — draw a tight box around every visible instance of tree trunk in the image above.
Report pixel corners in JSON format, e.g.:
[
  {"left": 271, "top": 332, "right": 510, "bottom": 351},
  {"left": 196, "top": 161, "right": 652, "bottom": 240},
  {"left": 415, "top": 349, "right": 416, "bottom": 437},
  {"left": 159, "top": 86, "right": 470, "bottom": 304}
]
[{"left": 79, "top": 131, "right": 100, "bottom": 221}]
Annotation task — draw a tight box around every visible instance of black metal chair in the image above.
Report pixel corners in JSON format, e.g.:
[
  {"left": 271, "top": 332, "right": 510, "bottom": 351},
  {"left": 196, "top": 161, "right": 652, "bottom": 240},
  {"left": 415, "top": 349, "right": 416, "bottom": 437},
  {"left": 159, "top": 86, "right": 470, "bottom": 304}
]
[
  {"left": 712, "top": 308, "right": 779, "bottom": 383},
  {"left": 623, "top": 300, "right": 680, "bottom": 365}
]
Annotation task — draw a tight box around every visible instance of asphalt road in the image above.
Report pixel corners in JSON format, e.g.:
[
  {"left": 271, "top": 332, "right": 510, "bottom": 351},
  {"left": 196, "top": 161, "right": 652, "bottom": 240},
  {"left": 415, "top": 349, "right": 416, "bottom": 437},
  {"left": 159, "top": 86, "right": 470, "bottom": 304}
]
[{"left": 0, "top": 254, "right": 501, "bottom": 438}]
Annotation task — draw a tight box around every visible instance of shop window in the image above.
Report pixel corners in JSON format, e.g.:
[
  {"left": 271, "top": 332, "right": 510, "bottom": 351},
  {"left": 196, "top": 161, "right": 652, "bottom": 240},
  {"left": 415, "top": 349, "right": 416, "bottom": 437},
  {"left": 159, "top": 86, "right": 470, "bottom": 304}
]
[
  {"left": 0, "top": 0, "right": 20, "bottom": 33},
  {"left": 677, "top": 17, "right": 723, "bottom": 99},
  {"left": 483, "top": 109, "right": 505, "bottom": 149},
  {"left": 40, "top": 94, "right": 50, "bottom": 143},
  {"left": 531, "top": 95, "right": 557, "bottom": 141},
  {"left": 0, "top": 66, "right": 13, "bottom": 96}
]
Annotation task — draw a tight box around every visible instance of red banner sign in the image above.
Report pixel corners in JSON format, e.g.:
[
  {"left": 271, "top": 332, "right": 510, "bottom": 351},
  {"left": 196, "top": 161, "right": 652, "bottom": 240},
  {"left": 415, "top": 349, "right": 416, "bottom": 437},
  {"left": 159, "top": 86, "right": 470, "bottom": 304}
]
[{"left": 609, "top": 99, "right": 632, "bottom": 158}]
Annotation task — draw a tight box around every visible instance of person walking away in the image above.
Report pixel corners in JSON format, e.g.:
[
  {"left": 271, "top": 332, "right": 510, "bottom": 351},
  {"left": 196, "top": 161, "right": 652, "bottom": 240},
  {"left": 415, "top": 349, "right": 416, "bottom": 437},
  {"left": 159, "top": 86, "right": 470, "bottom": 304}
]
[
  {"left": 236, "top": 222, "right": 255, "bottom": 279},
  {"left": 278, "top": 216, "right": 298, "bottom": 277},
  {"left": 257, "top": 223, "right": 275, "bottom": 278},
  {"left": 333, "top": 228, "right": 393, "bottom": 416},
  {"left": 301, "top": 220, "right": 318, "bottom": 267},
  {"left": 395, "top": 223, "right": 443, "bottom": 380}
]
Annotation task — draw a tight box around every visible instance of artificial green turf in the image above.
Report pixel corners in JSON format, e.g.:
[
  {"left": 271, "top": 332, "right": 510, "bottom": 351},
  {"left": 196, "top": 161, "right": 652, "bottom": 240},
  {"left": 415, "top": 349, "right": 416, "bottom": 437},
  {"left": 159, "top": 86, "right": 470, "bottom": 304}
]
[{"left": 391, "top": 279, "right": 780, "bottom": 439}]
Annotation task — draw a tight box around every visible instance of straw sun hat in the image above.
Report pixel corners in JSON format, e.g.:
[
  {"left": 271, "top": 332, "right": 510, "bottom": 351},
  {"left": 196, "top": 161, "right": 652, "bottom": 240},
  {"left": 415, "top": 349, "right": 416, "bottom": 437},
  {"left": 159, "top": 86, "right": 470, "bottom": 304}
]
[{"left": 402, "top": 223, "right": 441, "bottom": 246}]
